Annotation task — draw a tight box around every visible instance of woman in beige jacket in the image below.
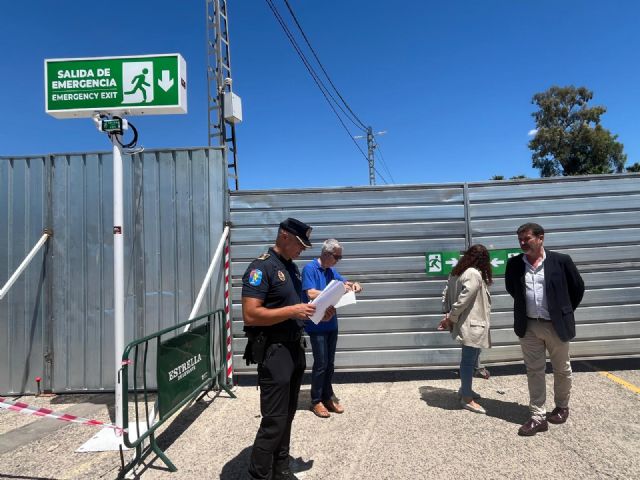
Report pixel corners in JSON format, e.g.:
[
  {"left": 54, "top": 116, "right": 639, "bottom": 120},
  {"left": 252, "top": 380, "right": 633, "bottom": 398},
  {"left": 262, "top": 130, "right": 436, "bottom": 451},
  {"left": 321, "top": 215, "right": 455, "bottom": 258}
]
[{"left": 441, "top": 244, "right": 493, "bottom": 414}]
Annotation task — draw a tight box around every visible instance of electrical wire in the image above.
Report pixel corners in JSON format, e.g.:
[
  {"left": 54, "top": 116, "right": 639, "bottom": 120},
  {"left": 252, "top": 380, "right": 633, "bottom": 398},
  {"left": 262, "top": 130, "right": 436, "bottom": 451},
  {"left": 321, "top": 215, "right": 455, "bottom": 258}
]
[
  {"left": 282, "top": 0, "right": 368, "bottom": 131},
  {"left": 265, "top": 0, "right": 365, "bottom": 133},
  {"left": 374, "top": 162, "right": 390, "bottom": 185},
  {"left": 265, "top": 0, "right": 388, "bottom": 184},
  {"left": 375, "top": 143, "right": 396, "bottom": 184}
]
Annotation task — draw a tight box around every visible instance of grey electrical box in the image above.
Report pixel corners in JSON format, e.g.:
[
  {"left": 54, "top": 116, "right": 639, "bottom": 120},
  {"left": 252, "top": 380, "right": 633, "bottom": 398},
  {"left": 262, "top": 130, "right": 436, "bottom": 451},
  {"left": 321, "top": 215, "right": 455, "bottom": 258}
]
[{"left": 223, "top": 92, "right": 243, "bottom": 124}]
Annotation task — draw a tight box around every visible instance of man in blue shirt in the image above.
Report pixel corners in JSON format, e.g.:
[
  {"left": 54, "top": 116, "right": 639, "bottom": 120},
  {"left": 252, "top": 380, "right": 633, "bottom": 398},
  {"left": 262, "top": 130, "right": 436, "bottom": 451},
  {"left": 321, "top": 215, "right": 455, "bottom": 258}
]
[{"left": 301, "top": 238, "right": 362, "bottom": 418}]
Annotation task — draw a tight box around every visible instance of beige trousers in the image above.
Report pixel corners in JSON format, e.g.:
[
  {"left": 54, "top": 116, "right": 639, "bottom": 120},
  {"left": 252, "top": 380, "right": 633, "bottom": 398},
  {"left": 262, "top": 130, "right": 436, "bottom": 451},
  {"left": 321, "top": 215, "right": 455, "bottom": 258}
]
[{"left": 519, "top": 318, "right": 572, "bottom": 420}]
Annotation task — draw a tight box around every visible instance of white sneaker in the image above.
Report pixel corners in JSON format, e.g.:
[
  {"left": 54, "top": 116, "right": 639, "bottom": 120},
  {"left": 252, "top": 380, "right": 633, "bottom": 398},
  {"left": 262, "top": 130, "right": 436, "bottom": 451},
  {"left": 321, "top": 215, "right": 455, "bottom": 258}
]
[{"left": 460, "top": 399, "right": 486, "bottom": 414}]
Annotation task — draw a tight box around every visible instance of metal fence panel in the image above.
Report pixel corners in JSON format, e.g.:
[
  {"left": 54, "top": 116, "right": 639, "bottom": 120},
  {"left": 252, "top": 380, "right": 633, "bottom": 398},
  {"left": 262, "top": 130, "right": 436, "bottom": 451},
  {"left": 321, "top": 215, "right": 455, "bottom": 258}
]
[
  {"left": 230, "top": 174, "right": 640, "bottom": 373},
  {"left": 4, "top": 168, "right": 639, "bottom": 389},
  {"left": 0, "top": 156, "right": 49, "bottom": 394},
  {"left": 0, "top": 148, "right": 227, "bottom": 394}
]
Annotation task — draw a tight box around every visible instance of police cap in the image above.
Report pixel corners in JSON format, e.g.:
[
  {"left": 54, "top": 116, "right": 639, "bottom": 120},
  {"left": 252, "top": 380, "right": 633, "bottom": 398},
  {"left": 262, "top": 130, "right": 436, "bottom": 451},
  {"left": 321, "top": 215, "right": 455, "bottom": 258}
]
[{"left": 279, "top": 217, "right": 312, "bottom": 248}]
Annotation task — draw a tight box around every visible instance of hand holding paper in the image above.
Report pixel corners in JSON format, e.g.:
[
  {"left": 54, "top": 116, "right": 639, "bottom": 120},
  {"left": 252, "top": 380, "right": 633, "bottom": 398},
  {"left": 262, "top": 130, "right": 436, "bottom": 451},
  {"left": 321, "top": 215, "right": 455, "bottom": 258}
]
[
  {"left": 334, "top": 290, "right": 356, "bottom": 309},
  {"left": 308, "top": 280, "right": 346, "bottom": 324}
]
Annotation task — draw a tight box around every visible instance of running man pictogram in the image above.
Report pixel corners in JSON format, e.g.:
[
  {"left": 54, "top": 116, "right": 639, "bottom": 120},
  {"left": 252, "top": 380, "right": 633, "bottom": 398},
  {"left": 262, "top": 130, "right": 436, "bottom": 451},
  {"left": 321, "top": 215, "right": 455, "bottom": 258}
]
[{"left": 124, "top": 68, "right": 151, "bottom": 102}]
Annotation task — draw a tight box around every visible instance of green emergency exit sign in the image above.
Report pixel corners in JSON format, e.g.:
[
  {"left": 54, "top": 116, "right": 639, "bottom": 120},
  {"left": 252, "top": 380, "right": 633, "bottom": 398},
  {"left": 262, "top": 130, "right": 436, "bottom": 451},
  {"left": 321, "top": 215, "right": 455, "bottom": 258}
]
[
  {"left": 45, "top": 53, "right": 187, "bottom": 118},
  {"left": 425, "top": 248, "right": 522, "bottom": 276}
]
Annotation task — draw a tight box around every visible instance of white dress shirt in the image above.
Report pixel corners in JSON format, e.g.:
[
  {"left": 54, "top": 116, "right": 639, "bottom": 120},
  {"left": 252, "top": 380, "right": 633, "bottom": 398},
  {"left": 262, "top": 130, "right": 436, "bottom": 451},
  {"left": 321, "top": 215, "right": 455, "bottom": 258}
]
[{"left": 523, "top": 250, "right": 550, "bottom": 320}]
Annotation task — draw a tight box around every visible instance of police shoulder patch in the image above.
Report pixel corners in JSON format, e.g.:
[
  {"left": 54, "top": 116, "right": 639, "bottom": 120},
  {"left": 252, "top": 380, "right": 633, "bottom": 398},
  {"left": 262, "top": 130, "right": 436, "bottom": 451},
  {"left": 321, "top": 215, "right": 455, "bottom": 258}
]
[
  {"left": 249, "top": 269, "right": 263, "bottom": 286},
  {"left": 257, "top": 252, "right": 270, "bottom": 260}
]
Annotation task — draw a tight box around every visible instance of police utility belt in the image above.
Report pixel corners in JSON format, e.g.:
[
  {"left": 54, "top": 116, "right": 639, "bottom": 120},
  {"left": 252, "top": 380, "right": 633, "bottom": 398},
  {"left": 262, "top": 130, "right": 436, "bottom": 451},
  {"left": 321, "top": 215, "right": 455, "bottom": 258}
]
[{"left": 243, "top": 329, "right": 305, "bottom": 365}]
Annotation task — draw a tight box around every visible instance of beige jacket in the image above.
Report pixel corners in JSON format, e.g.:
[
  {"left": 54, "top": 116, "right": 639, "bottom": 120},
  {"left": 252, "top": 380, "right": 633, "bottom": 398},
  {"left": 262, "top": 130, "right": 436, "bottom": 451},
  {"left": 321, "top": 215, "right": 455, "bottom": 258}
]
[{"left": 441, "top": 267, "right": 492, "bottom": 349}]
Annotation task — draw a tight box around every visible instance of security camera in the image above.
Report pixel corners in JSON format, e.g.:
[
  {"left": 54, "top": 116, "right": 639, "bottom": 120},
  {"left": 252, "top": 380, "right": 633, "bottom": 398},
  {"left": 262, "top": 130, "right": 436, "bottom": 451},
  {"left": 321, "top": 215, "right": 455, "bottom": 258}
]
[{"left": 223, "top": 77, "right": 232, "bottom": 86}]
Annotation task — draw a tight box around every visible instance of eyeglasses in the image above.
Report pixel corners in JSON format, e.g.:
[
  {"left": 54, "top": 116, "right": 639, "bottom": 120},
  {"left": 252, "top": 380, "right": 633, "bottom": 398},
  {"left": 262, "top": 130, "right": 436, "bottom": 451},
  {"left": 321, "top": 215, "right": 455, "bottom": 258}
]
[{"left": 330, "top": 253, "right": 342, "bottom": 261}]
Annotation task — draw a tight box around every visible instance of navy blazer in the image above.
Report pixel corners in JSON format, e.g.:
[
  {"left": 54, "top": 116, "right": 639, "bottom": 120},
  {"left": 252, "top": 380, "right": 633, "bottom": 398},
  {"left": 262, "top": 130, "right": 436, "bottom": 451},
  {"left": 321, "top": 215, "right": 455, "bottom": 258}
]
[{"left": 505, "top": 249, "right": 585, "bottom": 342}]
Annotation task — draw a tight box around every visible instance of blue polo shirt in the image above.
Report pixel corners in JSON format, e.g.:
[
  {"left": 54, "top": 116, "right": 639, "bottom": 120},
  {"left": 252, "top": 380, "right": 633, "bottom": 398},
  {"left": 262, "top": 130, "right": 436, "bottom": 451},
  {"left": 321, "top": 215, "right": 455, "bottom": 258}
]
[{"left": 301, "top": 259, "right": 346, "bottom": 333}]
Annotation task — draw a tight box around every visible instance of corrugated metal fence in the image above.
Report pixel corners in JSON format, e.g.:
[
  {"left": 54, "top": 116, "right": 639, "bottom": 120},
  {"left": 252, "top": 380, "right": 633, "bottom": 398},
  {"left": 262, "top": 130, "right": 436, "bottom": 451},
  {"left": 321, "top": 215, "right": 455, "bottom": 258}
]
[
  {"left": 230, "top": 175, "right": 640, "bottom": 372},
  {"left": 1, "top": 148, "right": 227, "bottom": 395},
  {"left": 3, "top": 166, "right": 639, "bottom": 393}
]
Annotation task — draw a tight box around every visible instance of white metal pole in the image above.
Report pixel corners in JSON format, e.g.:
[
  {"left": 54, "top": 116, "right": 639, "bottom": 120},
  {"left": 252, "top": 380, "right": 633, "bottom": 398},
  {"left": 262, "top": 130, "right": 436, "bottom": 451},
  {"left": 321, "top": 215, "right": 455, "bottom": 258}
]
[
  {"left": 184, "top": 226, "right": 229, "bottom": 332},
  {"left": 0, "top": 231, "right": 51, "bottom": 300},
  {"left": 112, "top": 135, "right": 125, "bottom": 432}
]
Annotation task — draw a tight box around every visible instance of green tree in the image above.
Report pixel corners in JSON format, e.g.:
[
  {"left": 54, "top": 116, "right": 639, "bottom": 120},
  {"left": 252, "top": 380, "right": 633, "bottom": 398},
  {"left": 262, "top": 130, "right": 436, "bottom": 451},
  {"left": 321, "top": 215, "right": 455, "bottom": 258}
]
[
  {"left": 529, "top": 86, "right": 627, "bottom": 177},
  {"left": 490, "top": 175, "right": 505, "bottom": 180},
  {"left": 627, "top": 162, "right": 640, "bottom": 173}
]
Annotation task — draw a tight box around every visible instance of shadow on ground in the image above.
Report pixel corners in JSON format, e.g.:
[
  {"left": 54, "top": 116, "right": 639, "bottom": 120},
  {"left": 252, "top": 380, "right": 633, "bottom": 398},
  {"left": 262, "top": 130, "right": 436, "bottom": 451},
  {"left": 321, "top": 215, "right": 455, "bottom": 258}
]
[
  {"left": 128, "top": 390, "right": 234, "bottom": 478},
  {"left": 297, "top": 389, "right": 312, "bottom": 411},
  {"left": 419, "top": 385, "right": 529, "bottom": 425},
  {"left": 220, "top": 449, "right": 314, "bottom": 480},
  {"left": 0, "top": 475, "right": 60, "bottom": 480},
  {"left": 235, "top": 357, "right": 640, "bottom": 388},
  {"left": 236, "top": 365, "right": 527, "bottom": 387}
]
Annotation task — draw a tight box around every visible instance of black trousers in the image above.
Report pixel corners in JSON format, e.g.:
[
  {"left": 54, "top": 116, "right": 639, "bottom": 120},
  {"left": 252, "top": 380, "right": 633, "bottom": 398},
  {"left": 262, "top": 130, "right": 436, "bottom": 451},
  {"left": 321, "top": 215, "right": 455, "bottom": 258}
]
[{"left": 247, "top": 341, "right": 306, "bottom": 479}]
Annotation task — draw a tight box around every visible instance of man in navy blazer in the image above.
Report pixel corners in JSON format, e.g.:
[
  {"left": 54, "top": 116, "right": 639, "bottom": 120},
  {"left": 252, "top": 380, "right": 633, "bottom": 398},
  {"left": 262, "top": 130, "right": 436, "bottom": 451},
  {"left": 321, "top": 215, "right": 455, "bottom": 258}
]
[{"left": 505, "top": 222, "right": 584, "bottom": 436}]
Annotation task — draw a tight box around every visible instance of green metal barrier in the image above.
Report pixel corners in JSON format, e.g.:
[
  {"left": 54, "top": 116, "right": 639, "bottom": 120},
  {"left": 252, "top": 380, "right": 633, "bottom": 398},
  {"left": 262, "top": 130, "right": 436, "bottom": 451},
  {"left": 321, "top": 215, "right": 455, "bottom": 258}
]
[{"left": 119, "top": 310, "right": 235, "bottom": 477}]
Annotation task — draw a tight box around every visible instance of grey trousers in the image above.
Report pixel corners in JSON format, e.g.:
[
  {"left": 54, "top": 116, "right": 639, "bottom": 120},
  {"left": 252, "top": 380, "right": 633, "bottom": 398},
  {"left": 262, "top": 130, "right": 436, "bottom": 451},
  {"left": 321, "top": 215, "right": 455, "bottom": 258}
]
[{"left": 519, "top": 318, "right": 572, "bottom": 419}]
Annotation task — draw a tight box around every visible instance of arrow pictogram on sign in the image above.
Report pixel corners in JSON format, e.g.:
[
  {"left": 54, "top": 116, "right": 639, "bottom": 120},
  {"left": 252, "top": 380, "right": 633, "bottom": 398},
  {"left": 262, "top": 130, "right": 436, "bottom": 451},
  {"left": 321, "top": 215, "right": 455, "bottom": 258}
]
[
  {"left": 490, "top": 258, "right": 504, "bottom": 268},
  {"left": 158, "top": 70, "right": 174, "bottom": 92},
  {"left": 445, "top": 258, "right": 458, "bottom": 267}
]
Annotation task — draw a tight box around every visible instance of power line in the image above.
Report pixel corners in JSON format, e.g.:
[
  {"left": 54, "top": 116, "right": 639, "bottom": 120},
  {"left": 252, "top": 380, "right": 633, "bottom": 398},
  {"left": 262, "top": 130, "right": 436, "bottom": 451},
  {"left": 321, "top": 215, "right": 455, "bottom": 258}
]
[
  {"left": 375, "top": 143, "right": 396, "bottom": 184},
  {"left": 282, "top": 0, "right": 368, "bottom": 131},
  {"left": 264, "top": 0, "right": 365, "bottom": 133},
  {"left": 264, "top": 0, "right": 388, "bottom": 184}
]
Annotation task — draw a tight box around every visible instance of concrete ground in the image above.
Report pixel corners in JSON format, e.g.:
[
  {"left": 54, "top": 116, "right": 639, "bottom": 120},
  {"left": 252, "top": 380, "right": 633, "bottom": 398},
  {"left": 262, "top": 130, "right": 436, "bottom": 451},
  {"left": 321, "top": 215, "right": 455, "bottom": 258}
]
[{"left": 0, "top": 358, "right": 638, "bottom": 480}]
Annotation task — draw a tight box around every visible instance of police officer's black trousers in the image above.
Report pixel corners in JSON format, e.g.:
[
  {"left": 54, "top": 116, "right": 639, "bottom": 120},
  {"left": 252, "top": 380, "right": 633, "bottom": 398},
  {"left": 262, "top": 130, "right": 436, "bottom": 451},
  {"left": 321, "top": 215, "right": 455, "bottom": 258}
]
[{"left": 247, "top": 341, "right": 306, "bottom": 480}]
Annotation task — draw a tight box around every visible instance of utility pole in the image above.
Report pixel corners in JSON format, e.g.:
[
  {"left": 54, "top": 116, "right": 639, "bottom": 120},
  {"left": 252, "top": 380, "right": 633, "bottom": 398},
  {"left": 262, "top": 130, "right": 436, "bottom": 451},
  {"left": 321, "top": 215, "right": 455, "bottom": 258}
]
[
  {"left": 355, "top": 127, "right": 386, "bottom": 185},
  {"left": 206, "top": 0, "right": 240, "bottom": 190},
  {"left": 366, "top": 126, "right": 375, "bottom": 186}
]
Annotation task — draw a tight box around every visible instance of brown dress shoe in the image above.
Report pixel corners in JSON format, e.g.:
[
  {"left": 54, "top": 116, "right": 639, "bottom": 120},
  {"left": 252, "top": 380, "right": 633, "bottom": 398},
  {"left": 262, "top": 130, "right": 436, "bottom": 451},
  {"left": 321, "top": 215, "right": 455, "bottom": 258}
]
[
  {"left": 323, "top": 399, "right": 344, "bottom": 414},
  {"left": 547, "top": 407, "right": 569, "bottom": 424},
  {"left": 311, "top": 402, "right": 330, "bottom": 418},
  {"left": 518, "top": 417, "right": 549, "bottom": 436}
]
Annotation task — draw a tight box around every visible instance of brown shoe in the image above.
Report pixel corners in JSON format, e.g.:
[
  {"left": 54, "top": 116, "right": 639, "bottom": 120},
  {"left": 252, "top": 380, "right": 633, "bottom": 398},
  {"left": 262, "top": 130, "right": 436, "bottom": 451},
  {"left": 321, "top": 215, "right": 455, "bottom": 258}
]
[
  {"left": 518, "top": 417, "right": 548, "bottom": 436},
  {"left": 323, "top": 399, "right": 344, "bottom": 414},
  {"left": 311, "top": 402, "right": 330, "bottom": 418},
  {"left": 547, "top": 407, "right": 569, "bottom": 424}
]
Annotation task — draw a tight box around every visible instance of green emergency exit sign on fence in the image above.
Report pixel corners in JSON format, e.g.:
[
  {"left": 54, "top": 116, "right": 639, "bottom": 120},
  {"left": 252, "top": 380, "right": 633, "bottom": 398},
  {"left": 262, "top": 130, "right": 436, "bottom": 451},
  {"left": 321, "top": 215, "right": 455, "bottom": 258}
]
[
  {"left": 45, "top": 53, "right": 187, "bottom": 118},
  {"left": 425, "top": 248, "right": 522, "bottom": 276}
]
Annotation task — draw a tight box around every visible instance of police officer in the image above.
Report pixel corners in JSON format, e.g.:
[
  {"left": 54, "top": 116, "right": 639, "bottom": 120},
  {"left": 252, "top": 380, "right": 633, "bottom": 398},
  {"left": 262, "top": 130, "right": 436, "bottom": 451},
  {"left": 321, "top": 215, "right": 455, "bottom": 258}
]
[{"left": 242, "top": 218, "right": 335, "bottom": 480}]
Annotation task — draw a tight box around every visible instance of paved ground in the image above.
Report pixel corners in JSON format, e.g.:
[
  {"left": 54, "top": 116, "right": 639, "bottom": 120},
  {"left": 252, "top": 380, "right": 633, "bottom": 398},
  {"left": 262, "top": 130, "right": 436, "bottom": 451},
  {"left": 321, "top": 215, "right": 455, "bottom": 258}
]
[{"left": 0, "top": 358, "right": 638, "bottom": 480}]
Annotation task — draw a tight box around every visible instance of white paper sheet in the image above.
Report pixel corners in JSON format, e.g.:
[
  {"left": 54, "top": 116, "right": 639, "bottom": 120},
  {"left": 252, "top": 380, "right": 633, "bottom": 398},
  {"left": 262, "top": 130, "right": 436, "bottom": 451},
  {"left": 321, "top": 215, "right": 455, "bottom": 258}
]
[
  {"left": 309, "top": 280, "right": 346, "bottom": 324},
  {"left": 335, "top": 290, "right": 356, "bottom": 309}
]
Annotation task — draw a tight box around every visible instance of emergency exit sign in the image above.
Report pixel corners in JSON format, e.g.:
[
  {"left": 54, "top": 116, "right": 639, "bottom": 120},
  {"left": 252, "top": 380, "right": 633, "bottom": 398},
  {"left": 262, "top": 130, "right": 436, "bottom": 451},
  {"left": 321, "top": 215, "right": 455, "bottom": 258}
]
[
  {"left": 425, "top": 248, "right": 522, "bottom": 276},
  {"left": 45, "top": 53, "right": 187, "bottom": 118}
]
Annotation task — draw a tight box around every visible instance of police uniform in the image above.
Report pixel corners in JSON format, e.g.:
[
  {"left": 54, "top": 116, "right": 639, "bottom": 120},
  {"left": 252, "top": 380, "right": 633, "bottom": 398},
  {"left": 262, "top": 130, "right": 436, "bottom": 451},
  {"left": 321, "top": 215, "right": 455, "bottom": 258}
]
[{"left": 243, "top": 247, "right": 306, "bottom": 480}]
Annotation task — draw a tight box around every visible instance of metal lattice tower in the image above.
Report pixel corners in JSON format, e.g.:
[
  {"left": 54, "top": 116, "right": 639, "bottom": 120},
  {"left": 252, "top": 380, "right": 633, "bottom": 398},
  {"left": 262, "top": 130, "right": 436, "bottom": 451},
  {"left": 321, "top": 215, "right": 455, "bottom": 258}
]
[
  {"left": 207, "top": 0, "right": 239, "bottom": 190},
  {"left": 366, "top": 126, "right": 376, "bottom": 185}
]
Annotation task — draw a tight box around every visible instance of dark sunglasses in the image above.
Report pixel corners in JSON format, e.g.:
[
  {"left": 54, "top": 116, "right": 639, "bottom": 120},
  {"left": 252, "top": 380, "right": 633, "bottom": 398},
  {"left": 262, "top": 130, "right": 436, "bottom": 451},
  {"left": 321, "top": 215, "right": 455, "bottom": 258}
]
[{"left": 330, "top": 253, "right": 342, "bottom": 261}]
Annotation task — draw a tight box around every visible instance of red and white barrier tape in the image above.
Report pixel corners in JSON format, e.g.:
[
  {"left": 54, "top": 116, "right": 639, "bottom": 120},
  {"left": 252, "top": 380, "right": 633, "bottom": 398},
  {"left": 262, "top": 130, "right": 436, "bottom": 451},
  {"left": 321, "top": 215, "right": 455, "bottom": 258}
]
[
  {"left": 0, "top": 396, "right": 122, "bottom": 435},
  {"left": 224, "top": 237, "right": 234, "bottom": 386}
]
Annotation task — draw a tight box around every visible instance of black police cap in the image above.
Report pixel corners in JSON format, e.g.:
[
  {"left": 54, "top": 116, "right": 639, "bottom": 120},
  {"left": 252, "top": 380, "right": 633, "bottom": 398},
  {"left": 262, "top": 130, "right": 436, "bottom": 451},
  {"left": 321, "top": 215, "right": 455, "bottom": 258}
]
[{"left": 279, "top": 218, "right": 312, "bottom": 248}]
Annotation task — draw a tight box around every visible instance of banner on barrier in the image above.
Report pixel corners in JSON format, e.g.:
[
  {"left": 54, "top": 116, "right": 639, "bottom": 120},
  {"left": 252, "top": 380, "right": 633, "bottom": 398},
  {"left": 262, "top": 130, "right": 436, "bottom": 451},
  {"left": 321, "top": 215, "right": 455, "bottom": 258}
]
[{"left": 156, "top": 323, "right": 211, "bottom": 420}]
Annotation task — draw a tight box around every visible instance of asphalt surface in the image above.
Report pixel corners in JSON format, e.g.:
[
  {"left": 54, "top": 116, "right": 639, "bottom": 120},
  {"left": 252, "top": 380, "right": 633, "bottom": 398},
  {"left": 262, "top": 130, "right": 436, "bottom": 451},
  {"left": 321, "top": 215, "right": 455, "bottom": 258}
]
[{"left": 0, "top": 358, "right": 638, "bottom": 480}]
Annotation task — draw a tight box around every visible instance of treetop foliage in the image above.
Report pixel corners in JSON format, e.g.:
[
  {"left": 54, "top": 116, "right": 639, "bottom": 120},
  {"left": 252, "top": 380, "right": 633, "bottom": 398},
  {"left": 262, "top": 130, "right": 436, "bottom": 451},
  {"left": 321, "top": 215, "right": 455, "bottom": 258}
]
[{"left": 529, "top": 86, "right": 627, "bottom": 177}]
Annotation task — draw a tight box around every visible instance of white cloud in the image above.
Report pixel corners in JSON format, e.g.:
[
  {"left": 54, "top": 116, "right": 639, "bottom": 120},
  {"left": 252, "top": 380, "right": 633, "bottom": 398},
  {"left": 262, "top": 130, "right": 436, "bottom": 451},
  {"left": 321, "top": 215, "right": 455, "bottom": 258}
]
[{"left": 527, "top": 129, "right": 538, "bottom": 137}]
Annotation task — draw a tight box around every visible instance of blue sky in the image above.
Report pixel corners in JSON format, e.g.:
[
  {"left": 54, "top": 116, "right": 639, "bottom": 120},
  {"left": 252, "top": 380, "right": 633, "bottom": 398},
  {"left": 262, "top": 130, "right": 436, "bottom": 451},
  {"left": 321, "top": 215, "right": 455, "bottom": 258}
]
[{"left": 1, "top": 1, "right": 638, "bottom": 189}]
